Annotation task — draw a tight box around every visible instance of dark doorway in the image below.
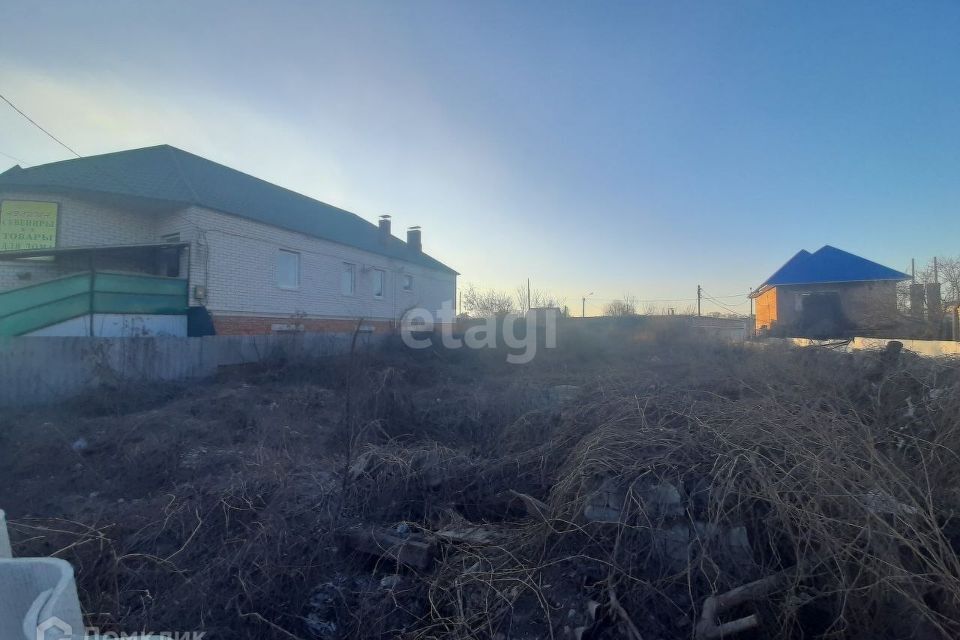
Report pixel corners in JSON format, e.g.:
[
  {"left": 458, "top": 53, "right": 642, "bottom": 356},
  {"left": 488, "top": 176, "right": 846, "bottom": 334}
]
[{"left": 798, "top": 292, "right": 850, "bottom": 338}]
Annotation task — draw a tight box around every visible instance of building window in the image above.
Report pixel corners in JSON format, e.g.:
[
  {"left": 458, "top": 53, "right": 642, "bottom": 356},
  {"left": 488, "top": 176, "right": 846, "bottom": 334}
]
[
  {"left": 373, "top": 269, "right": 385, "bottom": 298},
  {"left": 158, "top": 233, "right": 183, "bottom": 277},
  {"left": 159, "top": 247, "right": 181, "bottom": 277},
  {"left": 341, "top": 262, "right": 356, "bottom": 295},
  {"left": 402, "top": 274, "right": 414, "bottom": 292},
  {"left": 277, "top": 249, "right": 300, "bottom": 289}
]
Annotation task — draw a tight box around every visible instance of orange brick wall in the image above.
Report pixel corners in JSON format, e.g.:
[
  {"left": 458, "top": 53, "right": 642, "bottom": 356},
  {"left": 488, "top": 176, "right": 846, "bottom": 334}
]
[
  {"left": 212, "top": 315, "right": 396, "bottom": 336},
  {"left": 754, "top": 288, "right": 778, "bottom": 332}
]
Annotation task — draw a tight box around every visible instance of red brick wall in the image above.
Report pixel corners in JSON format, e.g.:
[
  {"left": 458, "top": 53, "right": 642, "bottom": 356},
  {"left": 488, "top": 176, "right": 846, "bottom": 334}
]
[{"left": 212, "top": 315, "right": 396, "bottom": 335}]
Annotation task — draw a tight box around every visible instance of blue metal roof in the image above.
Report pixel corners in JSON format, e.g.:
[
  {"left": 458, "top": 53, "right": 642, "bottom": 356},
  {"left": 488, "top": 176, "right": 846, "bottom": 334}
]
[
  {"left": 754, "top": 245, "right": 909, "bottom": 293},
  {"left": 0, "top": 145, "right": 457, "bottom": 274}
]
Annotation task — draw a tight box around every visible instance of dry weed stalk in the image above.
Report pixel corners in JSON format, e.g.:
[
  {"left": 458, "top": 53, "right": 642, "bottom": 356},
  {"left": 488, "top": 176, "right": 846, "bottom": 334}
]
[{"left": 4, "top": 339, "right": 960, "bottom": 639}]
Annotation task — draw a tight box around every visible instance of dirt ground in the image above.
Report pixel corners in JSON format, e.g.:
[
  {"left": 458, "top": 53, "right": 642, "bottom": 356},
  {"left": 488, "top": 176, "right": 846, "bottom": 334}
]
[{"left": 3, "top": 329, "right": 960, "bottom": 639}]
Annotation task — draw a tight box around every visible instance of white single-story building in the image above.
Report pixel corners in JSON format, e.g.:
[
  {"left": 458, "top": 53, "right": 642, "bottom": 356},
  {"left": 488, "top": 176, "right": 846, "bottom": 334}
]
[{"left": 0, "top": 145, "right": 457, "bottom": 336}]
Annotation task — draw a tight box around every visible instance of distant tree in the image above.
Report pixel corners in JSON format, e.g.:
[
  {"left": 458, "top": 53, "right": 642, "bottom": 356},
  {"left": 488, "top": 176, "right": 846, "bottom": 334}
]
[
  {"left": 603, "top": 294, "right": 638, "bottom": 317},
  {"left": 514, "top": 283, "right": 566, "bottom": 313},
  {"left": 899, "top": 255, "right": 960, "bottom": 319},
  {"left": 913, "top": 256, "right": 960, "bottom": 299},
  {"left": 931, "top": 256, "right": 960, "bottom": 302},
  {"left": 896, "top": 279, "right": 912, "bottom": 314},
  {"left": 909, "top": 256, "right": 960, "bottom": 337},
  {"left": 462, "top": 284, "right": 516, "bottom": 317}
]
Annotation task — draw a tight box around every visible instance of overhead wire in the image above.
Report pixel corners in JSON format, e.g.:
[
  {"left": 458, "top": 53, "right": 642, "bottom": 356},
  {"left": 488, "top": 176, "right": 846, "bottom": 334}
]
[
  {"left": 0, "top": 94, "right": 757, "bottom": 314},
  {"left": 0, "top": 92, "right": 81, "bottom": 158},
  {"left": 0, "top": 149, "right": 28, "bottom": 166},
  {"left": 586, "top": 292, "right": 748, "bottom": 303},
  {"left": 701, "top": 289, "right": 747, "bottom": 315}
]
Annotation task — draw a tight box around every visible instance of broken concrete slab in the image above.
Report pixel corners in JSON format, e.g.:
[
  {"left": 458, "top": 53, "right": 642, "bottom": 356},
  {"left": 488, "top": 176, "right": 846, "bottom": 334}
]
[
  {"left": 583, "top": 478, "right": 685, "bottom": 523},
  {"left": 340, "top": 527, "right": 436, "bottom": 570},
  {"left": 432, "top": 524, "right": 498, "bottom": 545},
  {"left": 549, "top": 385, "right": 581, "bottom": 406},
  {"left": 583, "top": 477, "right": 624, "bottom": 523},
  {"left": 653, "top": 522, "right": 753, "bottom": 573}
]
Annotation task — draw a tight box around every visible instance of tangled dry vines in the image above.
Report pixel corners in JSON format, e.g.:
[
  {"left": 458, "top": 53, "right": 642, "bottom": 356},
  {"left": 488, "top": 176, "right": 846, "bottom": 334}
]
[{"left": 3, "top": 335, "right": 959, "bottom": 639}]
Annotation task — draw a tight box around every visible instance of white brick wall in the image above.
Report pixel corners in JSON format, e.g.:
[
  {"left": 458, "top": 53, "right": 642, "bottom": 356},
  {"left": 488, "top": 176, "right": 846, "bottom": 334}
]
[
  {"left": 156, "top": 206, "right": 456, "bottom": 320},
  {"left": 0, "top": 190, "right": 159, "bottom": 290},
  {"left": 1, "top": 190, "right": 457, "bottom": 321}
]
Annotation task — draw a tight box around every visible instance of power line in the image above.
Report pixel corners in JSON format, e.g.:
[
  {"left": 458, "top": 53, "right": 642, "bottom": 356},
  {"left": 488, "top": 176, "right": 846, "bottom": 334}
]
[
  {"left": 0, "top": 92, "right": 81, "bottom": 158},
  {"left": 702, "top": 290, "right": 746, "bottom": 315},
  {"left": 0, "top": 149, "right": 27, "bottom": 165},
  {"left": 703, "top": 291, "right": 749, "bottom": 306},
  {"left": 586, "top": 293, "right": 747, "bottom": 303}
]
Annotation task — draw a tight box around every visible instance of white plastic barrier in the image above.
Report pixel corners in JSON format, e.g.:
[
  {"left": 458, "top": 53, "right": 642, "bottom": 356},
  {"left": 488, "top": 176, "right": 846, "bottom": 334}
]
[
  {"left": 0, "top": 557, "right": 85, "bottom": 639},
  {"left": 0, "top": 510, "right": 167, "bottom": 640},
  {"left": 0, "top": 510, "right": 11, "bottom": 558}
]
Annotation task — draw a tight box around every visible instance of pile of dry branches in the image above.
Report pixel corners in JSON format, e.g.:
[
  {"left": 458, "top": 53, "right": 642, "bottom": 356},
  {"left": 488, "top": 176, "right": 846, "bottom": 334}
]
[
  {"left": 4, "top": 338, "right": 960, "bottom": 639},
  {"left": 417, "top": 345, "right": 960, "bottom": 639}
]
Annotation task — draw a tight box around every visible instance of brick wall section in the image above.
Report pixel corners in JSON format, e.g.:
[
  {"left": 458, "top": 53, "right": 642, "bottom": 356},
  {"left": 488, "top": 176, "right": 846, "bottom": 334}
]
[
  {"left": 1, "top": 190, "right": 457, "bottom": 333},
  {"left": 153, "top": 205, "right": 456, "bottom": 322},
  {"left": 754, "top": 288, "right": 777, "bottom": 332},
  {"left": 775, "top": 281, "right": 899, "bottom": 330},
  {"left": 212, "top": 315, "right": 396, "bottom": 335},
  {"left": 5, "top": 191, "right": 159, "bottom": 245},
  {"left": 0, "top": 190, "right": 161, "bottom": 290}
]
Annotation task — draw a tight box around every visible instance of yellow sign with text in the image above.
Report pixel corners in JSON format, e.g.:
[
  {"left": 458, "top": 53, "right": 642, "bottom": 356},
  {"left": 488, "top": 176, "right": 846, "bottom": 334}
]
[{"left": 0, "top": 200, "right": 59, "bottom": 252}]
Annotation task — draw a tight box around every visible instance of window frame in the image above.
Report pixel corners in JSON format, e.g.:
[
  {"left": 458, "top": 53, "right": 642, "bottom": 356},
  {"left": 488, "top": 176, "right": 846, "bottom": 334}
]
[
  {"left": 402, "top": 274, "right": 414, "bottom": 292},
  {"left": 159, "top": 233, "right": 182, "bottom": 278},
  {"left": 372, "top": 268, "right": 386, "bottom": 299},
  {"left": 341, "top": 262, "right": 357, "bottom": 296},
  {"left": 276, "top": 249, "right": 301, "bottom": 290}
]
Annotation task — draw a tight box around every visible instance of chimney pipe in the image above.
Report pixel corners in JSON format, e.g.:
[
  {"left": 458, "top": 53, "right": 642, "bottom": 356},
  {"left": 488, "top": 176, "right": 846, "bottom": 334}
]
[
  {"left": 407, "top": 226, "right": 422, "bottom": 253},
  {"left": 378, "top": 215, "right": 391, "bottom": 244}
]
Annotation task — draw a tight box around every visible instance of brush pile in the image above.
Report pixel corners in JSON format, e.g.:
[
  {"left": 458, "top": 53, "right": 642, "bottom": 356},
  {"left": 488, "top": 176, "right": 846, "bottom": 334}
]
[{"left": 3, "top": 335, "right": 960, "bottom": 639}]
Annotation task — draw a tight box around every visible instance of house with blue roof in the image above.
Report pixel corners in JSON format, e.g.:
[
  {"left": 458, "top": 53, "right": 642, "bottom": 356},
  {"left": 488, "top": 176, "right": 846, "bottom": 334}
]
[
  {"left": 0, "top": 145, "right": 457, "bottom": 336},
  {"left": 749, "top": 246, "right": 909, "bottom": 338}
]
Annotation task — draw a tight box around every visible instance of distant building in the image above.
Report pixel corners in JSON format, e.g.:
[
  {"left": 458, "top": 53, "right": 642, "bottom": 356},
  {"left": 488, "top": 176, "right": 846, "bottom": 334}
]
[
  {"left": 749, "top": 245, "right": 909, "bottom": 338},
  {"left": 0, "top": 145, "right": 457, "bottom": 336}
]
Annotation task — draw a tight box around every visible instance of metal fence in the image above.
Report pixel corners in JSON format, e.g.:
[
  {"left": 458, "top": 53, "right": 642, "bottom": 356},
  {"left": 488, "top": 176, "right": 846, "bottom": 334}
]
[{"left": 0, "top": 331, "right": 382, "bottom": 408}]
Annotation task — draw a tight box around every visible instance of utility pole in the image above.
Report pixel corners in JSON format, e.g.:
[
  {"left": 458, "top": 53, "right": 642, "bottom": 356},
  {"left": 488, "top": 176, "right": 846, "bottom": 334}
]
[
  {"left": 527, "top": 278, "right": 531, "bottom": 311},
  {"left": 582, "top": 296, "right": 586, "bottom": 318},
  {"left": 697, "top": 285, "right": 702, "bottom": 317},
  {"left": 911, "top": 258, "right": 916, "bottom": 283}
]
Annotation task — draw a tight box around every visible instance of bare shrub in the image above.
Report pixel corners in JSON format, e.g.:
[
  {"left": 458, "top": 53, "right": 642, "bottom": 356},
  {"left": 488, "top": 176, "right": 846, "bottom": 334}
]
[
  {"left": 603, "top": 294, "right": 638, "bottom": 317},
  {"left": 4, "top": 341, "right": 960, "bottom": 639},
  {"left": 461, "top": 283, "right": 517, "bottom": 317}
]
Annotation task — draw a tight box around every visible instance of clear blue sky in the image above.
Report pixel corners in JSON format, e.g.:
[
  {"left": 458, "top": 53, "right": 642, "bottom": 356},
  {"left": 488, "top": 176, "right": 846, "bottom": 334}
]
[{"left": 2, "top": 1, "right": 958, "bottom": 314}]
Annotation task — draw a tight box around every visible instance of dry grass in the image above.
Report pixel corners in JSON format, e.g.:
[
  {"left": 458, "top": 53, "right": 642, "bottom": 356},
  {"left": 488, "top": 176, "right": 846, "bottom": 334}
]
[
  {"left": 3, "top": 332, "right": 960, "bottom": 639},
  {"left": 422, "top": 345, "right": 960, "bottom": 639}
]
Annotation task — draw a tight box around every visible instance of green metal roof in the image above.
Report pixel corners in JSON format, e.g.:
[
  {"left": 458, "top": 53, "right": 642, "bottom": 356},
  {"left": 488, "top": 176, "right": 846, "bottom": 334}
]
[{"left": 0, "top": 145, "right": 456, "bottom": 274}]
